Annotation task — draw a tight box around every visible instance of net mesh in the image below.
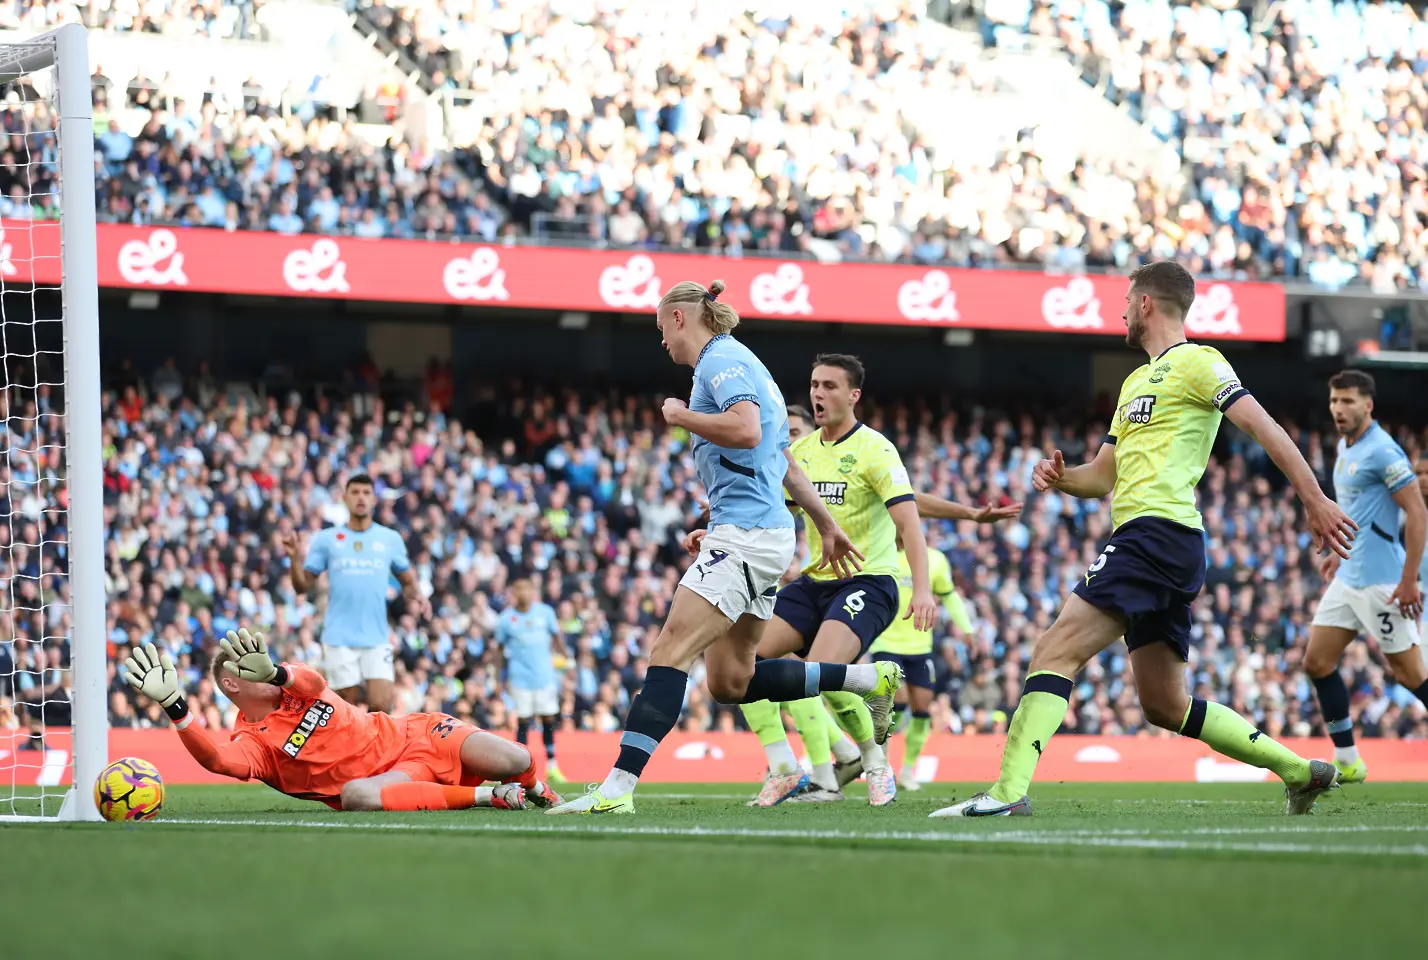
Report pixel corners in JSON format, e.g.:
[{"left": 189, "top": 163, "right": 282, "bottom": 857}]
[{"left": 0, "top": 39, "right": 71, "bottom": 817}]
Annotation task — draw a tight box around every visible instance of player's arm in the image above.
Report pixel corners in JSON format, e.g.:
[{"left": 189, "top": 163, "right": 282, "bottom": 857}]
[
  {"left": 914, "top": 491, "right": 1023, "bottom": 523},
  {"left": 1223, "top": 395, "right": 1355, "bottom": 559},
  {"left": 784, "top": 450, "right": 864, "bottom": 579},
  {"left": 944, "top": 589, "right": 973, "bottom": 635},
  {"left": 283, "top": 530, "right": 319, "bottom": 594},
  {"left": 889, "top": 500, "right": 937, "bottom": 631},
  {"left": 662, "top": 398, "right": 761, "bottom": 448},
  {"left": 549, "top": 609, "right": 571, "bottom": 661},
  {"left": 123, "top": 641, "right": 257, "bottom": 780},
  {"left": 1034, "top": 442, "right": 1116, "bottom": 499},
  {"left": 1390, "top": 482, "right": 1426, "bottom": 619}
]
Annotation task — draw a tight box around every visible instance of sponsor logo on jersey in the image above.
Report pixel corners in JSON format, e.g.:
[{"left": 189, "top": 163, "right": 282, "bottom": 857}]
[
  {"left": 1125, "top": 395, "right": 1157, "bottom": 425},
  {"left": 709, "top": 365, "right": 748, "bottom": 391},
  {"left": 814, "top": 481, "right": 849, "bottom": 505},
  {"left": 282, "top": 700, "right": 334, "bottom": 758}
]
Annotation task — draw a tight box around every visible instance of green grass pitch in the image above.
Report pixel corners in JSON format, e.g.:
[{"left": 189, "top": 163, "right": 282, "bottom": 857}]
[{"left": 4, "top": 781, "right": 1426, "bottom": 958}]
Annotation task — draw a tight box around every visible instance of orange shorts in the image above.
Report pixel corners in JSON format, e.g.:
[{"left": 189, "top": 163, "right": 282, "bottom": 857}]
[{"left": 389, "top": 713, "right": 484, "bottom": 787}]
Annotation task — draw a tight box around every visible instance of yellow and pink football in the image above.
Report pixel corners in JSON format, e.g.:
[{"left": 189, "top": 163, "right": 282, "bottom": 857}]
[{"left": 94, "top": 757, "right": 164, "bottom": 822}]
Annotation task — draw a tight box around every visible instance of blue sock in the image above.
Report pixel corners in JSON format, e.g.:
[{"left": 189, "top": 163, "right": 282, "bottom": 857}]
[
  {"left": 613, "top": 666, "right": 688, "bottom": 778},
  {"left": 735, "top": 660, "right": 849, "bottom": 703}
]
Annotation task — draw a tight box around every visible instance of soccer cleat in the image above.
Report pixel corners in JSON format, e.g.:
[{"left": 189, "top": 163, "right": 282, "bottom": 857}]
[
  {"left": 864, "top": 661, "right": 904, "bottom": 745},
  {"left": 928, "top": 791, "right": 1032, "bottom": 818},
  {"left": 866, "top": 766, "right": 897, "bottom": 807},
  {"left": 490, "top": 782, "right": 527, "bottom": 810},
  {"left": 747, "top": 771, "right": 810, "bottom": 807},
  {"left": 897, "top": 766, "right": 921, "bottom": 792},
  {"left": 545, "top": 784, "right": 635, "bottom": 815},
  {"left": 1284, "top": 759, "right": 1339, "bottom": 815},
  {"left": 1334, "top": 757, "right": 1368, "bottom": 784},
  {"left": 545, "top": 762, "right": 568, "bottom": 783},
  {"left": 526, "top": 779, "right": 564, "bottom": 809},
  {"left": 834, "top": 757, "right": 864, "bottom": 787},
  {"left": 785, "top": 784, "right": 844, "bottom": 803}
]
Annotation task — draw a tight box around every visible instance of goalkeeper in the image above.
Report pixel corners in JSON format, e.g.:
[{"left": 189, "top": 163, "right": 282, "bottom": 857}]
[{"left": 124, "top": 630, "right": 562, "bottom": 812}]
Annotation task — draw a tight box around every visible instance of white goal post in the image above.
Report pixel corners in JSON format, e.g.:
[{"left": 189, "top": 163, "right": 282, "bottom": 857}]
[{"left": 0, "top": 22, "right": 105, "bottom": 822}]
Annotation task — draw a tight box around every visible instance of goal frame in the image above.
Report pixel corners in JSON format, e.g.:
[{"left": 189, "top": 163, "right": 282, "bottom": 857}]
[{"left": 0, "top": 22, "right": 105, "bottom": 821}]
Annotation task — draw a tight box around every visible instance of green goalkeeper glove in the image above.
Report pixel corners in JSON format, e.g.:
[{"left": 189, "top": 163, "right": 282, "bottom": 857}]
[
  {"left": 219, "top": 629, "right": 278, "bottom": 684},
  {"left": 123, "top": 643, "right": 189, "bottom": 723}
]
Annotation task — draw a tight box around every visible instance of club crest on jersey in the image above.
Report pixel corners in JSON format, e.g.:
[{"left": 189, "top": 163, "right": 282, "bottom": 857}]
[
  {"left": 283, "top": 700, "right": 334, "bottom": 758},
  {"left": 838, "top": 454, "right": 857, "bottom": 475},
  {"left": 1149, "top": 362, "right": 1172, "bottom": 384},
  {"left": 1124, "top": 395, "right": 1157, "bottom": 425},
  {"left": 353, "top": 541, "right": 363, "bottom": 553},
  {"left": 815, "top": 481, "right": 849, "bottom": 505}
]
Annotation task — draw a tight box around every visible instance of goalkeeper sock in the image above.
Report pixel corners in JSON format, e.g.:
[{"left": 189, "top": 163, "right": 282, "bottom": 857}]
[
  {"left": 1310, "top": 671, "right": 1358, "bottom": 765},
  {"left": 603, "top": 666, "right": 688, "bottom": 796},
  {"left": 741, "top": 700, "right": 798, "bottom": 775},
  {"left": 823, "top": 701, "right": 860, "bottom": 764},
  {"left": 904, "top": 711, "right": 931, "bottom": 770},
  {"left": 502, "top": 755, "right": 539, "bottom": 790},
  {"left": 379, "top": 782, "right": 478, "bottom": 811},
  {"left": 1179, "top": 697, "right": 1310, "bottom": 784},
  {"left": 787, "top": 697, "right": 834, "bottom": 790},
  {"left": 990, "top": 671, "right": 1071, "bottom": 803},
  {"left": 824, "top": 691, "right": 887, "bottom": 771}
]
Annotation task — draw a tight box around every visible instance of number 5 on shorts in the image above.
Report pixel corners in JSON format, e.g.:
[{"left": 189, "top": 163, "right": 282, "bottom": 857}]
[{"left": 1086, "top": 544, "right": 1116, "bottom": 585}]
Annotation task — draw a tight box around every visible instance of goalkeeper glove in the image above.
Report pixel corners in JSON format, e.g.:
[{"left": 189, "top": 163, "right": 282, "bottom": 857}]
[
  {"left": 123, "top": 643, "right": 189, "bottom": 724},
  {"left": 219, "top": 628, "right": 281, "bottom": 684}
]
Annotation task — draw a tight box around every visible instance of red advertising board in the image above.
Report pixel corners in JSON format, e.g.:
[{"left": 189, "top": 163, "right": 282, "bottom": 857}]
[
  {"left": 5, "top": 730, "right": 1422, "bottom": 787},
  {"left": 0, "top": 220, "right": 1287, "bottom": 339}
]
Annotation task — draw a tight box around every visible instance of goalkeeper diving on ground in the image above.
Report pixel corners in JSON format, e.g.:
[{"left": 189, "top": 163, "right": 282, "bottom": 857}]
[{"left": 123, "top": 629, "right": 562, "bottom": 812}]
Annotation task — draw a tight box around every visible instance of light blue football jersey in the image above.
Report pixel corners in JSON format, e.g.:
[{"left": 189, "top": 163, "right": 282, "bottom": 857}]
[
  {"left": 688, "top": 334, "right": 793, "bottom": 531},
  {"left": 495, "top": 602, "right": 561, "bottom": 690},
  {"left": 303, "top": 523, "right": 410, "bottom": 647},
  {"left": 1331, "top": 422, "right": 1415, "bottom": 588}
]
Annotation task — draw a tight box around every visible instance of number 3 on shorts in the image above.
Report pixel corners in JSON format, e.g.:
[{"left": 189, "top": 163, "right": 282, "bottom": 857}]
[{"left": 1086, "top": 544, "right": 1116, "bottom": 583}]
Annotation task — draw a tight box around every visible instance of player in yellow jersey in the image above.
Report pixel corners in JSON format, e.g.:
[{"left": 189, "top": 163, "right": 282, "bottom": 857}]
[
  {"left": 932, "top": 261, "right": 1356, "bottom": 818},
  {"left": 871, "top": 534, "right": 973, "bottom": 791}
]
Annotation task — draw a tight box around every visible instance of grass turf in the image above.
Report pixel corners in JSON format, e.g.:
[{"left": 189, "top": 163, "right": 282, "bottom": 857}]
[{"left": 4, "top": 781, "right": 1427, "bottom": 958}]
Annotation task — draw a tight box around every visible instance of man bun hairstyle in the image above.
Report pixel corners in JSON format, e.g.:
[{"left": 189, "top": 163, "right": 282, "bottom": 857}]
[{"left": 659, "top": 279, "right": 740, "bottom": 335}]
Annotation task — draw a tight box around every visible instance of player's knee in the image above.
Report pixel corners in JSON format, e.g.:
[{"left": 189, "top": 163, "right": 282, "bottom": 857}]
[
  {"left": 1027, "top": 626, "right": 1077, "bottom": 674},
  {"left": 706, "top": 667, "right": 754, "bottom": 705},
  {"left": 339, "top": 780, "right": 383, "bottom": 812},
  {"left": 1302, "top": 648, "right": 1338, "bottom": 679},
  {"left": 1140, "top": 695, "right": 1187, "bottom": 732}
]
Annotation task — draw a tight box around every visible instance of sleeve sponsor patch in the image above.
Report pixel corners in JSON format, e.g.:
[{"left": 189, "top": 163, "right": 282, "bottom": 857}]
[
  {"left": 1384, "top": 458, "right": 1413, "bottom": 486},
  {"left": 888, "top": 465, "right": 910, "bottom": 487},
  {"left": 1211, "top": 361, "right": 1239, "bottom": 384}
]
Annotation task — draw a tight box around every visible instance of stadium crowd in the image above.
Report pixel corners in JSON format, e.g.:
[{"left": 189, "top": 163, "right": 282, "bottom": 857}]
[
  {"left": 2, "top": 358, "right": 1425, "bottom": 745},
  {"left": 1, "top": 0, "right": 1412, "bottom": 287}
]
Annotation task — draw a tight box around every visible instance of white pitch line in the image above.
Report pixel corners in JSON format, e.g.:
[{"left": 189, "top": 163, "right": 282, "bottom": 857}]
[{"left": 155, "top": 817, "right": 1428, "bottom": 858}]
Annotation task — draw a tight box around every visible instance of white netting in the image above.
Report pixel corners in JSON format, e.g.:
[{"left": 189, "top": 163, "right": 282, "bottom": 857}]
[{"left": 0, "top": 39, "right": 71, "bottom": 816}]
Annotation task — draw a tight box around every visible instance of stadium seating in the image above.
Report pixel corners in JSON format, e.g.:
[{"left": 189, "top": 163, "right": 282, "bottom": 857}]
[{"left": 4, "top": 362, "right": 1423, "bottom": 743}]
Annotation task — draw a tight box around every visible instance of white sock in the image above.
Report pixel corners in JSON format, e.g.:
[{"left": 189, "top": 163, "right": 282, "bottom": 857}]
[
  {"left": 1333, "top": 745, "right": 1360, "bottom": 766},
  {"left": 857, "top": 738, "right": 887, "bottom": 772},
  {"left": 841, "top": 663, "right": 878, "bottom": 695},
  {"left": 830, "top": 735, "right": 860, "bottom": 764},
  {"left": 811, "top": 761, "right": 838, "bottom": 791},
  {"left": 764, "top": 739, "right": 799, "bottom": 776},
  {"left": 599, "top": 768, "right": 639, "bottom": 797}
]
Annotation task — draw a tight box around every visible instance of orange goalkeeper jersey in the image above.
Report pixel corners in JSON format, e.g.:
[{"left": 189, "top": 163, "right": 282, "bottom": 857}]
[{"left": 177, "top": 663, "right": 409, "bottom": 806}]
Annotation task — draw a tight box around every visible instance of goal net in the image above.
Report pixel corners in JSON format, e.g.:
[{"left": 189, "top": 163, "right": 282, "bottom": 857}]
[{"left": 0, "top": 23, "right": 104, "bottom": 821}]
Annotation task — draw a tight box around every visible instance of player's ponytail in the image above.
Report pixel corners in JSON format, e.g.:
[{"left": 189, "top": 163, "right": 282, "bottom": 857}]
[{"left": 660, "top": 279, "right": 740, "bottom": 336}]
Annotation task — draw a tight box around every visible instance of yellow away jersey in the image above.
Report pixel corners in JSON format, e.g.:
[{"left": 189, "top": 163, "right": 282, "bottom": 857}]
[
  {"left": 787, "top": 422, "right": 914, "bottom": 581},
  {"left": 1107, "top": 342, "right": 1246, "bottom": 531},
  {"left": 871, "top": 546, "right": 956, "bottom": 655}
]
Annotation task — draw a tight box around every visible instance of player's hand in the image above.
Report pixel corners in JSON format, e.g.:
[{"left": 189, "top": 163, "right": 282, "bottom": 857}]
[
  {"left": 682, "top": 528, "right": 707, "bottom": 558},
  {"left": 815, "top": 522, "right": 865, "bottom": 579},
  {"left": 1317, "top": 551, "right": 1340, "bottom": 582},
  {"left": 973, "top": 501, "right": 1023, "bottom": 523},
  {"left": 407, "top": 591, "right": 433, "bottom": 621},
  {"left": 1389, "top": 577, "right": 1424, "bottom": 621},
  {"left": 905, "top": 587, "right": 939, "bottom": 632},
  {"left": 280, "top": 531, "right": 305, "bottom": 558},
  {"left": 219, "top": 629, "right": 278, "bottom": 684},
  {"left": 1032, "top": 451, "right": 1065, "bottom": 492},
  {"left": 1305, "top": 494, "right": 1356, "bottom": 560},
  {"left": 123, "top": 643, "right": 184, "bottom": 708},
  {"left": 661, "top": 398, "right": 688, "bottom": 425}
]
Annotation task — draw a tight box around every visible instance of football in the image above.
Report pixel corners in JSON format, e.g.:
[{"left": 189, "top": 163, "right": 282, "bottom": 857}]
[{"left": 94, "top": 757, "right": 165, "bottom": 822}]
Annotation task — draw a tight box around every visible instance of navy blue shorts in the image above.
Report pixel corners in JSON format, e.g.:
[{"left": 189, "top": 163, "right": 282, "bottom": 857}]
[
  {"left": 1072, "top": 516, "right": 1206, "bottom": 660},
  {"left": 774, "top": 574, "right": 900, "bottom": 659},
  {"left": 872, "top": 651, "right": 936, "bottom": 691}
]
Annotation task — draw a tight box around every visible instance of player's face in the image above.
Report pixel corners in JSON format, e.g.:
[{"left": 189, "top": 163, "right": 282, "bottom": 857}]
[
  {"left": 1328, "top": 387, "right": 1372, "bottom": 437},
  {"left": 344, "top": 483, "right": 375, "bottom": 519},
  {"left": 809, "top": 365, "right": 861, "bottom": 429},
  {"left": 1122, "top": 286, "right": 1149, "bottom": 349},
  {"left": 788, "top": 415, "right": 811, "bottom": 441},
  {"left": 656, "top": 305, "right": 690, "bottom": 365},
  {"left": 513, "top": 579, "right": 535, "bottom": 608},
  {"left": 1416, "top": 458, "right": 1428, "bottom": 500}
]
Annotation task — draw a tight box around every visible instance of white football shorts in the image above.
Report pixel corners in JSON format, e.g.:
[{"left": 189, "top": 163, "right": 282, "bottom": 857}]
[
  {"left": 1311, "top": 579, "right": 1422, "bottom": 654},
  {"left": 680, "top": 524, "right": 796, "bottom": 622},
  {"left": 510, "top": 685, "right": 561, "bottom": 718},
  {"left": 322, "top": 643, "right": 396, "bottom": 689}
]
